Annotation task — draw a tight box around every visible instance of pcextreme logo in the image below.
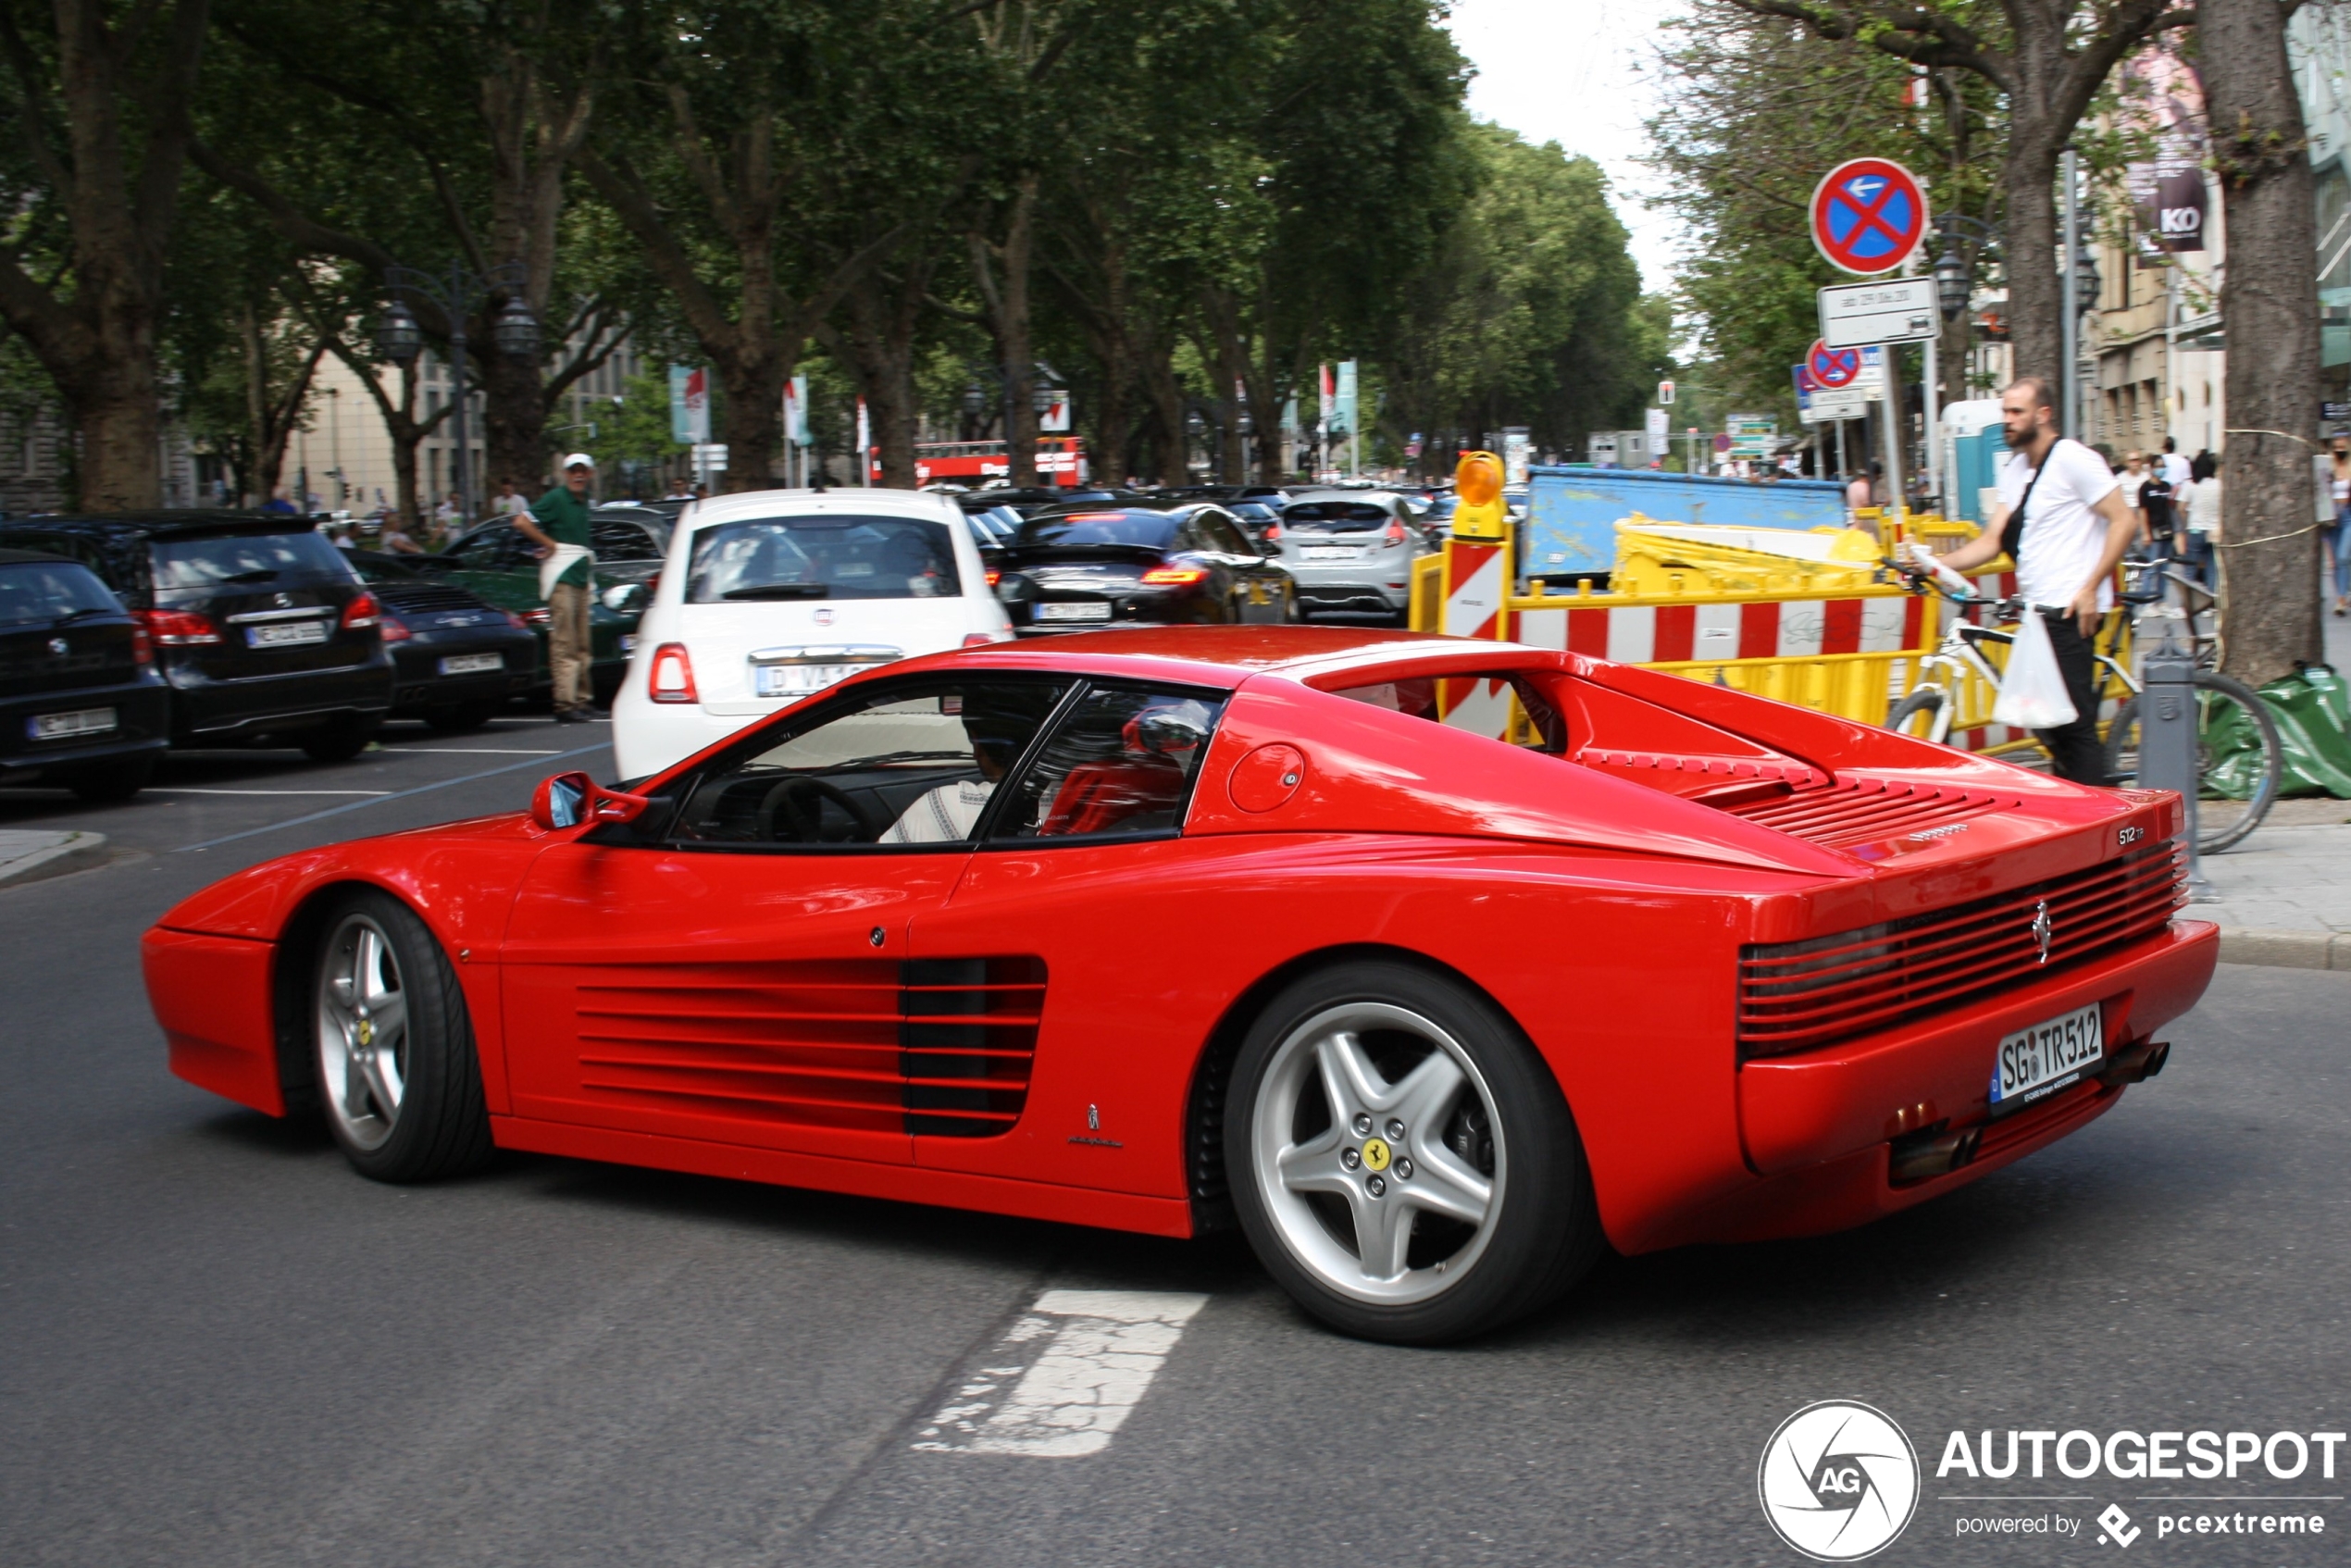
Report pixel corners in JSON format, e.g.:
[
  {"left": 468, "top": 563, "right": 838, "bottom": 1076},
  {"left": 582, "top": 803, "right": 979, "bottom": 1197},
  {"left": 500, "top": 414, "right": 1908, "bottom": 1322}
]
[{"left": 1759, "top": 1400, "right": 1922, "bottom": 1561}]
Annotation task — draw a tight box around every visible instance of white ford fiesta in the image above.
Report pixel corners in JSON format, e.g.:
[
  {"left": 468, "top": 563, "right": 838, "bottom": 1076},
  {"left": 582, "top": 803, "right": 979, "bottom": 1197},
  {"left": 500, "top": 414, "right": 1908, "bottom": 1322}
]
[{"left": 612, "top": 488, "right": 1014, "bottom": 778}]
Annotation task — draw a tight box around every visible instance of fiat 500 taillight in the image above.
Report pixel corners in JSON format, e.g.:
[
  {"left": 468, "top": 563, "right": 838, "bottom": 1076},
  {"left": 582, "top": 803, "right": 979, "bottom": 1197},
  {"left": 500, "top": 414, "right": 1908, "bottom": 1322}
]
[{"left": 648, "top": 642, "right": 697, "bottom": 703}]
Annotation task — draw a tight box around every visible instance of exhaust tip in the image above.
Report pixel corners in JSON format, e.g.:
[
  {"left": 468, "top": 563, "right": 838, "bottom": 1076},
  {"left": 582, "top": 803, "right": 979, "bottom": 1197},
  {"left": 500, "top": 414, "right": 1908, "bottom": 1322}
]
[{"left": 1888, "top": 1124, "right": 1982, "bottom": 1186}]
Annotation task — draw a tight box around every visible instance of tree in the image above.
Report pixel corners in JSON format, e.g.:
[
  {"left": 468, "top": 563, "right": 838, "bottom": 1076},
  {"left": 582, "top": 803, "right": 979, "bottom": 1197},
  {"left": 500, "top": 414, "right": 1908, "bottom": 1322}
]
[
  {"left": 1729, "top": 0, "right": 2190, "bottom": 388},
  {"left": 0, "top": 0, "right": 211, "bottom": 508},
  {"left": 2201, "top": 0, "right": 2324, "bottom": 682}
]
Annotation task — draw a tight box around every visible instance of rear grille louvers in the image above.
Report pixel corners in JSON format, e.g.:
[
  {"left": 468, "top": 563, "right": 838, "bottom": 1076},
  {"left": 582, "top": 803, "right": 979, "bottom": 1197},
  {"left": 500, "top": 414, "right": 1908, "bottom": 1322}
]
[
  {"left": 577, "top": 955, "right": 1046, "bottom": 1138},
  {"left": 1722, "top": 776, "right": 2016, "bottom": 850},
  {"left": 372, "top": 583, "right": 490, "bottom": 615},
  {"left": 1738, "top": 841, "right": 2186, "bottom": 1055}
]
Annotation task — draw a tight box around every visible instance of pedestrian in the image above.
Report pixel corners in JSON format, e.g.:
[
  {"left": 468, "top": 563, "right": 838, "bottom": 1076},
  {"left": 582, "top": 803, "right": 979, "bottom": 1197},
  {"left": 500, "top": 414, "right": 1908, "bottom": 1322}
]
[
  {"left": 489, "top": 477, "right": 529, "bottom": 519},
  {"left": 2116, "top": 451, "right": 2152, "bottom": 550},
  {"left": 260, "top": 487, "right": 297, "bottom": 516},
  {"left": 2158, "top": 436, "right": 2192, "bottom": 491},
  {"left": 1922, "top": 376, "right": 2136, "bottom": 786},
  {"left": 2181, "top": 450, "right": 2221, "bottom": 588},
  {"left": 513, "top": 454, "right": 598, "bottom": 725},
  {"left": 2326, "top": 431, "right": 2351, "bottom": 616},
  {"left": 2138, "top": 452, "right": 2176, "bottom": 563},
  {"left": 378, "top": 512, "right": 425, "bottom": 554}
]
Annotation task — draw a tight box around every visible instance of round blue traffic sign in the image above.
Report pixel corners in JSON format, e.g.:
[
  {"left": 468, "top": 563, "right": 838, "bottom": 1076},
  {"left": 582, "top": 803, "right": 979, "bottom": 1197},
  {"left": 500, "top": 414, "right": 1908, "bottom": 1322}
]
[
  {"left": 1809, "top": 340, "right": 1861, "bottom": 389},
  {"left": 1810, "top": 158, "right": 1929, "bottom": 275}
]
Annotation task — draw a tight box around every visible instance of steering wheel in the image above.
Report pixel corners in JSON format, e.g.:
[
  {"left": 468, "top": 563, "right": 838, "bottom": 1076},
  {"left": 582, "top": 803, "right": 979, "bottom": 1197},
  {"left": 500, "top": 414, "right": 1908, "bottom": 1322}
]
[{"left": 754, "top": 777, "right": 879, "bottom": 843}]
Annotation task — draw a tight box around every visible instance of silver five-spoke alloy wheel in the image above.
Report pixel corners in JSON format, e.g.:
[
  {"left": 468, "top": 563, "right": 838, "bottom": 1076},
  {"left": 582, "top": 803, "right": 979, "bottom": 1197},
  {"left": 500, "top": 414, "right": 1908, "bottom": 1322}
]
[
  {"left": 316, "top": 913, "right": 409, "bottom": 1151},
  {"left": 1250, "top": 1002, "right": 1504, "bottom": 1305}
]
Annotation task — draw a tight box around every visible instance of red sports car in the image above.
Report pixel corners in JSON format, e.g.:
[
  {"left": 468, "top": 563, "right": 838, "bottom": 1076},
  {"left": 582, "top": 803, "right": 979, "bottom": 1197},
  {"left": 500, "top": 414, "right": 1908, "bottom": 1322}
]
[{"left": 143, "top": 627, "right": 2216, "bottom": 1343}]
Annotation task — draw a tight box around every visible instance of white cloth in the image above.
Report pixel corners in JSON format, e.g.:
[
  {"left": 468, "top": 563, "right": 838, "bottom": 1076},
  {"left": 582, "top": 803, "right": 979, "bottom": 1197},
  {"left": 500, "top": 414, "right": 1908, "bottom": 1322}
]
[
  {"left": 1996, "top": 439, "right": 2121, "bottom": 610},
  {"left": 537, "top": 542, "right": 592, "bottom": 600},
  {"left": 2118, "top": 473, "right": 2146, "bottom": 509},
  {"left": 2159, "top": 453, "right": 2192, "bottom": 486},
  {"left": 2185, "top": 479, "right": 2222, "bottom": 535},
  {"left": 881, "top": 778, "right": 993, "bottom": 844}
]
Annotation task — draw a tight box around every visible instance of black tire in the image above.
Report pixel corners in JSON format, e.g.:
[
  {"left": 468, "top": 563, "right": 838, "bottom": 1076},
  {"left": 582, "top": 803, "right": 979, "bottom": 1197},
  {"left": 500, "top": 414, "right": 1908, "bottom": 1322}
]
[
  {"left": 2104, "top": 669, "right": 2283, "bottom": 852},
  {"left": 423, "top": 701, "right": 497, "bottom": 733},
  {"left": 308, "top": 890, "right": 493, "bottom": 1182},
  {"left": 1885, "top": 687, "right": 1947, "bottom": 742},
  {"left": 299, "top": 714, "right": 380, "bottom": 763},
  {"left": 1224, "top": 960, "right": 1602, "bottom": 1344},
  {"left": 67, "top": 752, "right": 155, "bottom": 802}
]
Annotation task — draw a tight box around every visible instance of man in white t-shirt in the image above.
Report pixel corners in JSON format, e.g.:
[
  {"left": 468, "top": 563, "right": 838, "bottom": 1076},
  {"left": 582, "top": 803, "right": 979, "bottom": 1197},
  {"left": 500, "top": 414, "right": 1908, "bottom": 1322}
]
[
  {"left": 2158, "top": 437, "right": 2192, "bottom": 489},
  {"left": 1930, "top": 376, "right": 2137, "bottom": 784}
]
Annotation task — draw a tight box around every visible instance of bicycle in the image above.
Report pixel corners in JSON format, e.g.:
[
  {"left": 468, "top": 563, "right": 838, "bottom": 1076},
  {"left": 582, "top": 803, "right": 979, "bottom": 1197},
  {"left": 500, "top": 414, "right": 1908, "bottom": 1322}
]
[{"left": 1882, "top": 557, "right": 2281, "bottom": 852}]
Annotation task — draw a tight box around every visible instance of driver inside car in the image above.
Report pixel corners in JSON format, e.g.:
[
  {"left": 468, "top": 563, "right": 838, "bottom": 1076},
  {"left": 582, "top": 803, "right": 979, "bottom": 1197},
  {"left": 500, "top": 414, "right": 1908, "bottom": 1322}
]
[{"left": 878, "top": 692, "right": 1035, "bottom": 843}]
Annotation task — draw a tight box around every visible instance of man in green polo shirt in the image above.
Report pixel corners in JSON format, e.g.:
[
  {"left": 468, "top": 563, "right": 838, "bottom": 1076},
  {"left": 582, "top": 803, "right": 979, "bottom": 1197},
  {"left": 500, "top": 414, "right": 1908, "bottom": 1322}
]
[{"left": 514, "top": 453, "right": 597, "bottom": 723}]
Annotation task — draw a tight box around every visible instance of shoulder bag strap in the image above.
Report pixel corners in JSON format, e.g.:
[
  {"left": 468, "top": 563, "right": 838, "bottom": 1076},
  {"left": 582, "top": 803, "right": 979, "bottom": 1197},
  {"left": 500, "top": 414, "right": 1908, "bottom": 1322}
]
[{"left": 1998, "top": 440, "right": 2062, "bottom": 562}]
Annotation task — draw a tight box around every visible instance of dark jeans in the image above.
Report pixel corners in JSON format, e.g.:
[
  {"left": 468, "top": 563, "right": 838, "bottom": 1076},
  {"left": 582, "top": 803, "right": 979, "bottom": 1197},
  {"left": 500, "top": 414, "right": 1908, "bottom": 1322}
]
[{"left": 2034, "top": 609, "right": 2108, "bottom": 786}]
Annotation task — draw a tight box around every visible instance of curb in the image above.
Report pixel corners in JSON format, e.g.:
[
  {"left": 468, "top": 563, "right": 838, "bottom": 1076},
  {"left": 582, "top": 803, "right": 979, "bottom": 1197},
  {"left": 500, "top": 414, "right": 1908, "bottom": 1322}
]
[
  {"left": 2217, "top": 927, "right": 2351, "bottom": 971},
  {"left": 0, "top": 830, "right": 110, "bottom": 889}
]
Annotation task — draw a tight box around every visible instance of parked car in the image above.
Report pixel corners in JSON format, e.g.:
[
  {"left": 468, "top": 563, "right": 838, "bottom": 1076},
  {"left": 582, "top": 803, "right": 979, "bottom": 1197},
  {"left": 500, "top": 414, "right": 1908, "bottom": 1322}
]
[
  {"left": 0, "top": 546, "right": 171, "bottom": 799},
  {"left": 345, "top": 553, "right": 541, "bottom": 730},
  {"left": 1263, "top": 492, "right": 1430, "bottom": 618},
  {"left": 993, "top": 503, "right": 1296, "bottom": 633},
  {"left": 0, "top": 513, "right": 392, "bottom": 760},
  {"left": 143, "top": 626, "right": 2214, "bottom": 1344},
  {"left": 401, "top": 505, "right": 668, "bottom": 704},
  {"left": 611, "top": 488, "right": 1014, "bottom": 778}
]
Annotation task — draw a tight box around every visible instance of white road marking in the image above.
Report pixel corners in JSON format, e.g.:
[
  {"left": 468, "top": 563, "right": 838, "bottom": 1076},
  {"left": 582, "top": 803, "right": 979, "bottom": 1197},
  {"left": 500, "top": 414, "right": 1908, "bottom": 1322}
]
[
  {"left": 144, "top": 788, "right": 393, "bottom": 797},
  {"left": 378, "top": 748, "right": 563, "bottom": 755},
  {"left": 912, "top": 1289, "right": 1208, "bottom": 1458}
]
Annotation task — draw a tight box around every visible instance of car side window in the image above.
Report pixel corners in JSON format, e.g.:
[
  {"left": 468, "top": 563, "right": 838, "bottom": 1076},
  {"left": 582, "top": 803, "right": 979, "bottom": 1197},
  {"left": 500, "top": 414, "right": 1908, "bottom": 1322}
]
[
  {"left": 985, "top": 683, "right": 1225, "bottom": 841},
  {"left": 591, "top": 520, "right": 662, "bottom": 562},
  {"left": 653, "top": 676, "right": 1074, "bottom": 850},
  {"left": 443, "top": 528, "right": 513, "bottom": 569},
  {"left": 1200, "top": 512, "right": 1251, "bottom": 555},
  {"left": 1330, "top": 673, "right": 1567, "bottom": 753}
]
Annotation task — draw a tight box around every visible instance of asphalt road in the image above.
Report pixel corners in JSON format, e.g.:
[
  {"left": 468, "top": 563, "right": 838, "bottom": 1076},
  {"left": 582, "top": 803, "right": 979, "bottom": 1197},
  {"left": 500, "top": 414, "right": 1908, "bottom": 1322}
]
[{"left": 3, "top": 730, "right": 2345, "bottom": 1568}]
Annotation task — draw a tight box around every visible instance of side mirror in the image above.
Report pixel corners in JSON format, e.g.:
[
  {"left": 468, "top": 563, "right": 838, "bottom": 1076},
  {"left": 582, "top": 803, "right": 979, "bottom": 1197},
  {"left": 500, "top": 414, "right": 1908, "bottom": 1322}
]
[
  {"left": 530, "top": 770, "right": 653, "bottom": 830},
  {"left": 603, "top": 581, "right": 649, "bottom": 614}
]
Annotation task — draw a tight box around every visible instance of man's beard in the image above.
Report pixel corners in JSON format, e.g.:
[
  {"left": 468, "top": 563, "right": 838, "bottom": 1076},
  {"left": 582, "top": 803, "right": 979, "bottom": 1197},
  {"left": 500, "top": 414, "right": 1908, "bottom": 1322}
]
[{"left": 2005, "top": 420, "right": 2040, "bottom": 450}]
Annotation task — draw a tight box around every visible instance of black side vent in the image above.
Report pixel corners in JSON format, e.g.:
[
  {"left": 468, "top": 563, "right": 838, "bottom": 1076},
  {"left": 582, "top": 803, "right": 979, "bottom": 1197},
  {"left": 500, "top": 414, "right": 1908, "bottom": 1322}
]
[{"left": 899, "top": 956, "right": 1048, "bottom": 1138}]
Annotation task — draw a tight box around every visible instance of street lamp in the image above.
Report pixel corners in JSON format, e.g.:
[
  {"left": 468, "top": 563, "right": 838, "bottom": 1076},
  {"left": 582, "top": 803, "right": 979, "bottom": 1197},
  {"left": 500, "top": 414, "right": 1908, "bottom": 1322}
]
[
  {"left": 2073, "top": 244, "right": 2103, "bottom": 317},
  {"left": 380, "top": 259, "right": 531, "bottom": 521},
  {"left": 1934, "top": 239, "right": 1971, "bottom": 323}
]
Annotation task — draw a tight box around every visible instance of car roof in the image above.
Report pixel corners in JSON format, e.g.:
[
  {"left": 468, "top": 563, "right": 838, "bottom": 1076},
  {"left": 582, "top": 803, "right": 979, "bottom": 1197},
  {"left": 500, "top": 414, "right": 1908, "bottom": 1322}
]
[
  {"left": 0, "top": 545, "right": 84, "bottom": 566},
  {"left": 679, "top": 489, "right": 962, "bottom": 528},
  {"left": 20, "top": 510, "right": 316, "bottom": 538}
]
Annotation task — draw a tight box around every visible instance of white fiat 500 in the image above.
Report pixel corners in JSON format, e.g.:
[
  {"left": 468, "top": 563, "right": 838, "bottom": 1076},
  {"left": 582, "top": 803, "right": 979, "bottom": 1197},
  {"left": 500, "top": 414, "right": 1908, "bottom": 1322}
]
[{"left": 612, "top": 489, "right": 1014, "bottom": 778}]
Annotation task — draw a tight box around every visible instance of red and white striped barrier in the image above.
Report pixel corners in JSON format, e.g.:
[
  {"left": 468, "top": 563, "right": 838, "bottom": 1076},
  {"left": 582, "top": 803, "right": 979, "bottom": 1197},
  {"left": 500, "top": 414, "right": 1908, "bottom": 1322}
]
[{"left": 1512, "top": 595, "right": 1927, "bottom": 664}]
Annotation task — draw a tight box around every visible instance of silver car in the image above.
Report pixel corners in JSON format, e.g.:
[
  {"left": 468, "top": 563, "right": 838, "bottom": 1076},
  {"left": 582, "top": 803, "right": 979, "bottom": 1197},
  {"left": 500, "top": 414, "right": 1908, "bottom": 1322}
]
[{"left": 1265, "top": 492, "right": 1429, "bottom": 616}]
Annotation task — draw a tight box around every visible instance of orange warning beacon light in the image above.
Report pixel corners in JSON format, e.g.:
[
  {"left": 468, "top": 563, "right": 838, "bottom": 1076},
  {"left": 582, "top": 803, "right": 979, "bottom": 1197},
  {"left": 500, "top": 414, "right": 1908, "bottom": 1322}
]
[{"left": 1451, "top": 450, "right": 1508, "bottom": 540}]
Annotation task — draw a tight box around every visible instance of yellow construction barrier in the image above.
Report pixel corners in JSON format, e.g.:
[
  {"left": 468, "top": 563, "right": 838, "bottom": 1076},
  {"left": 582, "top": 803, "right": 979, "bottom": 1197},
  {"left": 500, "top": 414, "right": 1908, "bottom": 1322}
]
[{"left": 1611, "top": 517, "right": 1885, "bottom": 597}]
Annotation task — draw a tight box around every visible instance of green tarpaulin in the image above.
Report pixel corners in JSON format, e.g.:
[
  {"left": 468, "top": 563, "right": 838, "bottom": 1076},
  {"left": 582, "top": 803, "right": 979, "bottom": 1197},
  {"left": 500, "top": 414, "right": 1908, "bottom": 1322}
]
[{"left": 2205, "top": 664, "right": 2351, "bottom": 800}]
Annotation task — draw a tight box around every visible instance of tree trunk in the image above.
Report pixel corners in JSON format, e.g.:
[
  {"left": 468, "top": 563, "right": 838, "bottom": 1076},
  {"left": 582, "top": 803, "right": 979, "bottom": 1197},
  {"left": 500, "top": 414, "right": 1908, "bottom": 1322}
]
[
  {"left": 2001, "top": 131, "right": 2065, "bottom": 390},
  {"left": 1138, "top": 331, "right": 1187, "bottom": 486},
  {"left": 833, "top": 251, "right": 935, "bottom": 491},
  {"left": 973, "top": 175, "right": 1042, "bottom": 486},
  {"left": 715, "top": 348, "right": 790, "bottom": 492},
  {"left": 2202, "top": 0, "right": 2325, "bottom": 684}
]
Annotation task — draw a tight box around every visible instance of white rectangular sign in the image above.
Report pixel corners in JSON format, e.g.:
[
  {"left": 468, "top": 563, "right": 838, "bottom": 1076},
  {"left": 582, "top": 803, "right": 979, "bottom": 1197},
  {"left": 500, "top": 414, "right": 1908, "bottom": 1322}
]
[
  {"left": 1801, "top": 390, "right": 1874, "bottom": 423},
  {"left": 1819, "top": 278, "right": 1939, "bottom": 347}
]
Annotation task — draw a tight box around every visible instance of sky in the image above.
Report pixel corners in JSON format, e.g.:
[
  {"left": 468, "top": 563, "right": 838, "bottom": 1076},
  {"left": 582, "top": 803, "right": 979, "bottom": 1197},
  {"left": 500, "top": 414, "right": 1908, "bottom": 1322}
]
[{"left": 1444, "top": 0, "right": 1689, "bottom": 294}]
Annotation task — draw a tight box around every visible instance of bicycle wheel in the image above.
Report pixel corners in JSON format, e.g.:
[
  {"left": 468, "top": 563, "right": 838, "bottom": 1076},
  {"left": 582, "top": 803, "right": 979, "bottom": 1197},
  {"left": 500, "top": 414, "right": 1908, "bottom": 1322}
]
[
  {"left": 1885, "top": 687, "right": 1948, "bottom": 742},
  {"left": 2103, "top": 669, "right": 2283, "bottom": 852}
]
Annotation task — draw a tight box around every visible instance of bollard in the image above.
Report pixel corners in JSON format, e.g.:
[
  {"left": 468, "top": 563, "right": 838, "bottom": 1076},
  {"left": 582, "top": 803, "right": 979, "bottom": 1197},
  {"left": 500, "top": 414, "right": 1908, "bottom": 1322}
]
[{"left": 2134, "top": 622, "right": 2214, "bottom": 902}]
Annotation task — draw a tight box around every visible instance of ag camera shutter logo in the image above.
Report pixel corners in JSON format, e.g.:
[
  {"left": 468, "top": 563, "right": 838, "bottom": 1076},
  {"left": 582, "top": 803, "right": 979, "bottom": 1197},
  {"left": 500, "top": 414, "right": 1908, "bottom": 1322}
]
[{"left": 1759, "top": 1400, "right": 1921, "bottom": 1561}]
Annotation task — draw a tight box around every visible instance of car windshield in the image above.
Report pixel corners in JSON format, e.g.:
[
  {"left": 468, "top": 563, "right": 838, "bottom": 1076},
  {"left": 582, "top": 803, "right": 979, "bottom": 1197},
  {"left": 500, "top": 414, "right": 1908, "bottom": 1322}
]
[
  {"left": 1281, "top": 502, "right": 1390, "bottom": 531},
  {"left": 1014, "top": 511, "right": 1179, "bottom": 549},
  {"left": 152, "top": 529, "right": 354, "bottom": 589},
  {"left": 684, "top": 514, "right": 963, "bottom": 604},
  {"left": 0, "top": 560, "right": 120, "bottom": 627}
]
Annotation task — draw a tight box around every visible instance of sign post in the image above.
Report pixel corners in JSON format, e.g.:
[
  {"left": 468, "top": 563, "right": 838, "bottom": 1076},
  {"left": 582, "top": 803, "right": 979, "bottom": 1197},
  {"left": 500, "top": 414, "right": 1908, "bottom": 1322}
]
[{"left": 1810, "top": 158, "right": 1930, "bottom": 522}]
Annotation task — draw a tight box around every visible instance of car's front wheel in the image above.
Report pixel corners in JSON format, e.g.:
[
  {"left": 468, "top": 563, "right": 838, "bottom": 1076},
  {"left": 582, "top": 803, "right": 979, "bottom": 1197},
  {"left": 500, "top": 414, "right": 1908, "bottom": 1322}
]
[
  {"left": 311, "top": 890, "right": 492, "bottom": 1181},
  {"left": 1225, "top": 961, "right": 1601, "bottom": 1343}
]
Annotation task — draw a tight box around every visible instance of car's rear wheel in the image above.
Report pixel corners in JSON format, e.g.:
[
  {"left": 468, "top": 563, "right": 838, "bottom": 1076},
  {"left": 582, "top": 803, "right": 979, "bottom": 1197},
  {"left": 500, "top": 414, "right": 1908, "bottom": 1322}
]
[
  {"left": 311, "top": 890, "right": 492, "bottom": 1181},
  {"left": 1225, "top": 961, "right": 1601, "bottom": 1343},
  {"left": 67, "top": 753, "right": 155, "bottom": 802},
  {"left": 299, "top": 714, "right": 379, "bottom": 763}
]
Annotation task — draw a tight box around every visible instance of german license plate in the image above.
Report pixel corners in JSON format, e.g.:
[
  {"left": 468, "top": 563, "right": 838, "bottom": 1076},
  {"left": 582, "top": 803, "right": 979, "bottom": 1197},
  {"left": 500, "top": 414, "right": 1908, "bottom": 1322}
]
[
  {"left": 618, "top": 634, "right": 638, "bottom": 653},
  {"left": 29, "top": 706, "right": 116, "bottom": 740},
  {"left": 755, "top": 663, "right": 854, "bottom": 697},
  {"left": 1988, "top": 1002, "right": 2104, "bottom": 1116},
  {"left": 437, "top": 653, "right": 504, "bottom": 675},
  {"left": 1302, "top": 546, "right": 1360, "bottom": 561},
  {"left": 246, "top": 619, "right": 328, "bottom": 648},
  {"left": 1038, "top": 602, "right": 1111, "bottom": 622}
]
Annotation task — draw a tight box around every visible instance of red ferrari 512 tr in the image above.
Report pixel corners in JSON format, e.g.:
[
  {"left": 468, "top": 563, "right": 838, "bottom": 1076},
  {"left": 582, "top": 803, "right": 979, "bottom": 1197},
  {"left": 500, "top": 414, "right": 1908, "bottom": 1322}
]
[{"left": 143, "top": 628, "right": 2217, "bottom": 1343}]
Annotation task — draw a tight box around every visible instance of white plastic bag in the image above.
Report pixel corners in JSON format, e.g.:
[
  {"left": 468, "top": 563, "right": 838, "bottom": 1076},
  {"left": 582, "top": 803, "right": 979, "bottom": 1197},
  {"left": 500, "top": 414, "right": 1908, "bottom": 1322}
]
[{"left": 1992, "top": 610, "right": 2079, "bottom": 729}]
